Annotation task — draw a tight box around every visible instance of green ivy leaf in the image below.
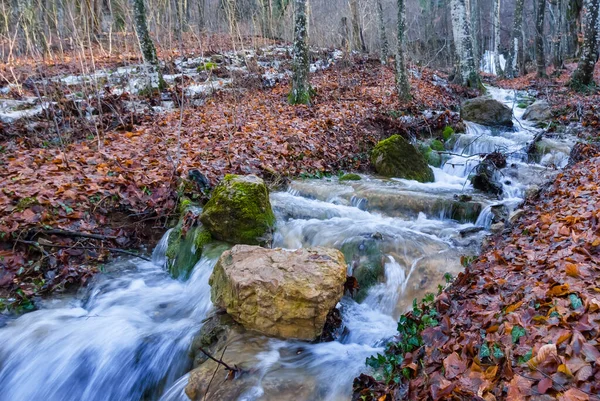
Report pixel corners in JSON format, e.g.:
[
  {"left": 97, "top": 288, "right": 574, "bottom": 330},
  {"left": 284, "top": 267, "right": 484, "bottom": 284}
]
[
  {"left": 512, "top": 325, "right": 526, "bottom": 343},
  {"left": 493, "top": 344, "right": 505, "bottom": 359},
  {"left": 569, "top": 293, "right": 583, "bottom": 309},
  {"left": 479, "top": 343, "right": 490, "bottom": 359}
]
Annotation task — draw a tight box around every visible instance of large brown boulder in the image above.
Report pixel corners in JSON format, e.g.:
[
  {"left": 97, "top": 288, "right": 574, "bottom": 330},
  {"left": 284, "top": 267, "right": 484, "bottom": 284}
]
[
  {"left": 461, "top": 96, "right": 513, "bottom": 127},
  {"left": 209, "top": 245, "right": 347, "bottom": 340}
]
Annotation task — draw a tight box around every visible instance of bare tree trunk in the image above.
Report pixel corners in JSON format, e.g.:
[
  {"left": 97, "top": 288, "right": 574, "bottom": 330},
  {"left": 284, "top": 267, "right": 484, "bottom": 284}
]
[
  {"left": 505, "top": 0, "right": 524, "bottom": 77},
  {"left": 468, "top": 0, "right": 481, "bottom": 68},
  {"left": 396, "top": 0, "right": 410, "bottom": 99},
  {"left": 349, "top": 0, "right": 365, "bottom": 52},
  {"left": 289, "top": 0, "right": 311, "bottom": 104},
  {"left": 376, "top": 0, "right": 388, "bottom": 64},
  {"left": 340, "top": 16, "right": 350, "bottom": 51},
  {"left": 450, "top": 0, "right": 481, "bottom": 87},
  {"left": 566, "top": 0, "right": 583, "bottom": 58},
  {"left": 197, "top": 0, "right": 205, "bottom": 31},
  {"left": 569, "top": 0, "right": 599, "bottom": 88},
  {"left": 133, "top": 0, "right": 163, "bottom": 91},
  {"left": 549, "top": 0, "right": 564, "bottom": 69},
  {"left": 493, "top": 0, "right": 503, "bottom": 76},
  {"left": 535, "top": 0, "right": 548, "bottom": 78}
]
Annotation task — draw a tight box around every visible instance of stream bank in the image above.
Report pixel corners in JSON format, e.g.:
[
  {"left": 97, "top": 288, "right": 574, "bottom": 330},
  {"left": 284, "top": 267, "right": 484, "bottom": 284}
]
[{"left": 0, "top": 86, "right": 580, "bottom": 401}]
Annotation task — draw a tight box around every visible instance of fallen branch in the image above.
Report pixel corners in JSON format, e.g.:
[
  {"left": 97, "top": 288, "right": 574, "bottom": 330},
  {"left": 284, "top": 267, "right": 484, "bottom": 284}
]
[
  {"left": 198, "top": 346, "right": 239, "bottom": 373},
  {"left": 15, "top": 240, "right": 151, "bottom": 261},
  {"left": 34, "top": 228, "right": 118, "bottom": 241}
]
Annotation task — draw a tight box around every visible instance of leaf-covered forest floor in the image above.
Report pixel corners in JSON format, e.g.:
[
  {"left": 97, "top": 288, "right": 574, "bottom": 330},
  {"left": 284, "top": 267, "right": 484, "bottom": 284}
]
[
  {"left": 0, "top": 40, "right": 472, "bottom": 312},
  {"left": 354, "top": 147, "right": 600, "bottom": 400}
]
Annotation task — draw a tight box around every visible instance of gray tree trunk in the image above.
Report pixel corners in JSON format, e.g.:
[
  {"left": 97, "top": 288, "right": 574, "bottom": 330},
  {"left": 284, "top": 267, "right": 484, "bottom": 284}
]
[
  {"left": 566, "top": 0, "right": 583, "bottom": 58},
  {"left": 493, "top": 0, "right": 503, "bottom": 76},
  {"left": 349, "top": 0, "right": 365, "bottom": 52},
  {"left": 450, "top": 0, "right": 481, "bottom": 87},
  {"left": 133, "top": 0, "right": 163, "bottom": 91},
  {"left": 468, "top": 0, "right": 481, "bottom": 67},
  {"left": 376, "top": 0, "right": 388, "bottom": 64},
  {"left": 569, "top": 0, "right": 600, "bottom": 88},
  {"left": 133, "top": 0, "right": 158, "bottom": 65},
  {"left": 396, "top": 0, "right": 410, "bottom": 99},
  {"left": 535, "top": 0, "right": 547, "bottom": 77},
  {"left": 505, "top": 0, "right": 524, "bottom": 77},
  {"left": 289, "top": 0, "right": 311, "bottom": 104},
  {"left": 549, "top": 0, "right": 564, "bottom": 69}
]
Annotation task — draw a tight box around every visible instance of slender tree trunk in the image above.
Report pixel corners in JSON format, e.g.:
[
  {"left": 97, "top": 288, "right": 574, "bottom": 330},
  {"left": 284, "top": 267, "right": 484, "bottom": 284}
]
[
  {"left": 535, "top": 0, "right": 548, "bottom": 77},
  {"left": 549, "top": 0, "right": 564, "bottom": 69},
  {"left": 569, "top": 0, "right": 599, "bottom": 88},
  {"left": 349, "top": 0, "right": 365, "bottom": 52},
  {"left": 566, "top": 0, "right": 583, "bottom": 58},
  {"left": 468, "top": 0, "right": 481, "bottom": 68},
  {"left": 133, "top": 0, "right": 162, "bottom": 91},
  {"left": 197, "top": 0, "right": 205, "bottom": 31},
  {"left": 493, "top": 0, "right": 503, "bottom": 75},
  {"left": 450, "top": 0, "right": 481, "bottom": 87},
  {"left": 340, "top": 17, "right": 350, "bottom": 51},
  {"left": 376, "top": 0, "right": 388, "bottom": 64},
  {"left": 289, "top": 0, "right": 311, "bottom": 104},
  {"left": 505, "top": 0, "right": 524, "bottom": 77},
  {"left": 396, "top": 0, "right": 410, "bottom": 99}
]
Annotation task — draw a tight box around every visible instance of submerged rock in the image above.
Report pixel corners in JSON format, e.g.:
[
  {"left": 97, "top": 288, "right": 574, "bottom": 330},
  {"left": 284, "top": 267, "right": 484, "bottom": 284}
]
[
  {"left": 209, "top": 245, "right": 347, "bottom": 340},
  {"left": 371, "top": 135, "right": 435, "bottom": 182},
  {"left": 471, "top": 162, "right": 503, "bottom": 196},
  {"left": 166, "top": 203, "right": 212, "bottom": 279},
  {"left": 522, "top": 100, "right": 552, "bottom": 121},
  {"left": 200, "top": 174, "right": 275, "bottom": 246},
  {"left": 461, "top": 96, "right": 513, "bottom": 127}
]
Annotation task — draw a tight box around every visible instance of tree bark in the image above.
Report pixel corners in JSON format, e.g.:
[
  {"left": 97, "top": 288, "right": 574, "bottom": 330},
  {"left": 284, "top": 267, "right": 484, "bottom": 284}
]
[
  {"left": 349, "top": 0, "right": 365, "bottom": 52},
  {"left": 376, "top": 0, "right": 388, "bottom": 64},
  {"left": 493, "top": 0, "right": 503, "bottom": 76},
  {"left": 289, "top": 0, "right": 311, "bottom": 104},
  {"left": 566, "top": 0, "right": 583, "bottom": 58},
  {"left": 569, "top": 0, "right": 600, "bottom": 88},
  {"left": 535, "top": 0, "right": 548, "bottom": 78},
  {"left": 468, "top": 0, "right": 481, "bottom": 67},
  {"left": 133, "top": 0, "right": 163, "bottom": 91},
  {"left": 549, "top": 0, "right": 564, "bottom": 69},
  {"left": 450, "top": 0, "right": 481, "bottom": 87},
  {"left": 396, "top": 0, "right": 410, "bottom": 99},
  {"left": 505, "top": 0, "right": 524, "bottom": 77}
]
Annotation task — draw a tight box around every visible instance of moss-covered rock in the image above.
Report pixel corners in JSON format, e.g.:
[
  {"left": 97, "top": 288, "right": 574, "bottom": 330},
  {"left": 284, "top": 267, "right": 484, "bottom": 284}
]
[
  {"left": 339, "top": 173, "right": 362, "bottom": 182},
  {"left": 442, "top": 126, "right": 455, "bottom": 141},
  {"left": 341, "top": 236, "right": 385, "bottom": 302},
  {"left": 461, "top": 96, "right": 513, "bottom": 127},
  {"left": 430, "top": 139, "right": 445, "bottom": 152},
  {"left": 166, "top": 204, "right": 213, "bottom": 280},
  {"left": 200, "top": 175, "right": 275, "bottom": 246},
  {"left": 371, "top": 135, "right": 435, "bottom": 182},
  {"left": 418, "top": 144, "right": 442, "bottom": 168}
]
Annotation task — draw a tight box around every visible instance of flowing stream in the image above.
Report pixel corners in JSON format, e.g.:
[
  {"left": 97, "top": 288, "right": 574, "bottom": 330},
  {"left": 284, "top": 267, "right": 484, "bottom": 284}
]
[{"left": 0, "top": 87, "right": 574, "bottom": 401}]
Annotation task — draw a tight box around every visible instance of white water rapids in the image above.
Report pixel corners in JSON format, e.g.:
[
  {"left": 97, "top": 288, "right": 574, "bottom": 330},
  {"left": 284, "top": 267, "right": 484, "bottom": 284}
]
[{"left": 0, "top": 87, "right": 574, "bottom": 401}]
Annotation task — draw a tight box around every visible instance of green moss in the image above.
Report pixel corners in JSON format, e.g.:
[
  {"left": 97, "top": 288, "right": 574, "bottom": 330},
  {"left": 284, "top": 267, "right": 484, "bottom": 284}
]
[
  {"left": 517, "top": 102, "right": 528, "bottom": 109},
  {"left": 339, "top": 173, "right": 362, "bottom": 182},
  {"left": 200, "top": 175, "right": 275, "bottom": 245},
  {"left": 430, "top": 139, "right": 444, "bottom": 152},
  {"left": 371, "top": 135, "right": 434, "bottom": 182},
  {"left": 167, "top": 225, "right": 212, "bottom": 280},
  {"left": 442, "top": 126, "right": 455, "bottom": 141},
  {"left": 197, "top": 62, "right": 217, "bottom": 72},
  {"left": 15, "top": 197, "right": 38, "bottom": 211},
  {"left": 179, "top": 197, "right": 194, "bottom": 214}
]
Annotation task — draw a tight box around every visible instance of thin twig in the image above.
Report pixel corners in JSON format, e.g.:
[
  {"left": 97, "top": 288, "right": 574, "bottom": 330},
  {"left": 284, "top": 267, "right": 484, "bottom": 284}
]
[
  {"left": 15, "top": 239, "right": 151, "bottom": 261},
  {"left": 34, "top": 229, "right": 118, "bottom": 241}
]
